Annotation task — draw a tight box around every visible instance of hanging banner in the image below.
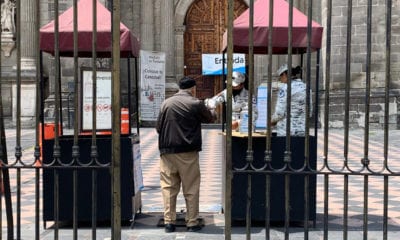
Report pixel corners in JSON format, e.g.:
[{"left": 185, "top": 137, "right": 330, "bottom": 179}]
[
  {"left": 202, "top": 53, "right": 246, "bottom": 75},
  {"left": 140, "top": 50, "right": 166, "bottom": 121}
]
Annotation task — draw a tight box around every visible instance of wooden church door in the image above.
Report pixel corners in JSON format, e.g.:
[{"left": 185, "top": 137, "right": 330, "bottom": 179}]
[{"left": 184, "top": 0, "right": 247, "bottom": 122}]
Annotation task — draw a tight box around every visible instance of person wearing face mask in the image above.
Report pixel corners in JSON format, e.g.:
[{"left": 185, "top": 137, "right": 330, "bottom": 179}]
[
  {"left": 204, "top": 71, "right": 256, "bottom": 130},
  {"left": 271, "top": 63, "right": 312, "bottom": 136}
]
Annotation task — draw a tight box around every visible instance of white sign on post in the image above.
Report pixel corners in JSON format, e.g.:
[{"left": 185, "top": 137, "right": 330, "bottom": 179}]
[
  {"left": 81, "top": 70, "right": 112, "bottom": 131},
  {"left": 255, "top": 84, "right": 268, "bottom": 131},
  {"left": 140, "top": 50, "right": 166, "bottom": 121},
  {"left": 202, "top": 53, "right": 246, "bottom": 75}
]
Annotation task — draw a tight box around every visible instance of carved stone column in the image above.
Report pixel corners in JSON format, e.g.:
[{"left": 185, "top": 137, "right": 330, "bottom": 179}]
[
  {"left": 160, "top": 0, "right": 174, "bottom": 82},
  {"left": 140, "top": 0, "right": 154, "bottom": 50},
  {"left": 20, "top": 0, "right": 37, "bottom": 70},
  {"left": 174, "top": 25, "right": 185, "bottom": 81}
]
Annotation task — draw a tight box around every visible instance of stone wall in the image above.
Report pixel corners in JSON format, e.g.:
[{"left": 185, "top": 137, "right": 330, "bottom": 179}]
[
  {"left": 318, "top": 0, "right": 400, "bottom": 129},
  {"left": 319, "top": 90, "right": 399, "bottom": 129}
]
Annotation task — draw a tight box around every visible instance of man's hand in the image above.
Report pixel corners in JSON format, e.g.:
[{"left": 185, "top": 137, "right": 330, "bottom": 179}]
[{"left": 204, "top": 98, "right": 216, "bottom": 109}]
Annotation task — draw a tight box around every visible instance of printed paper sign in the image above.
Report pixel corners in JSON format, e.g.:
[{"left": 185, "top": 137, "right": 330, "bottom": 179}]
[
  {"left": 140, "top": 50, "right": 166, "bottom": 121},
  {"left": 81, "top": 70, "right": 112, "bottom": 131},
  {"left": 255, "top": 84, "right": 268, "bottom": 131}
]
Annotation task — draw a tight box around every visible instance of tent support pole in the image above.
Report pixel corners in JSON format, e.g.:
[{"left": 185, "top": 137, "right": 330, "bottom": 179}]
[
  {"left": 134, "top": 57, "right": 140, "bottom": 135},
  {"left": 127, "top": 56, "right": 132, "bottom": 135}
]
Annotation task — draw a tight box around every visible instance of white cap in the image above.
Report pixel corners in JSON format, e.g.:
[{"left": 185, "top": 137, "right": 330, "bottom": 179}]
[
  {"left": 232, "top": 72, "right": 245, "bottom": 87},
  {"left": 277, "top": 63, "right": 288, "bottom": 76}
]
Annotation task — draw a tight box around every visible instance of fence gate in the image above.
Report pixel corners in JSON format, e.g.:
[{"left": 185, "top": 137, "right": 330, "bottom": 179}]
[
  {"left": 223, "top": 0, "right": 399, "bottom": 240},
  {"left": 0, "top": 0, "right": 129, "bottom": 239}
]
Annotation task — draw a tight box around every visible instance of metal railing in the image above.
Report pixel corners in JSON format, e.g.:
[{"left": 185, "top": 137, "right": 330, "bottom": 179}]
[
  {"left": 0, "top": 0, "right": 124, "bottom": 239},
  {"left": 223, "top": 0, "right": 396, "bottom": 240}
]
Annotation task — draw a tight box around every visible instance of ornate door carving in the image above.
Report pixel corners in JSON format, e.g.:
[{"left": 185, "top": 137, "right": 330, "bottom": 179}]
[{"left": 184, "top": 0, "right": 247, "bottom": 102}]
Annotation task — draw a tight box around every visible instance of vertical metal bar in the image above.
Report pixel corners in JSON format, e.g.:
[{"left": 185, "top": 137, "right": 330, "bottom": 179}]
[
  {"left": 91, "top": 0, "right": 98, "bottom": 138},
  {"left": 0, "top": 117, "right": 14, "bottom": 239},
  {"left": 265, "top": 175, "right": 271, "bottom": 240},
  {"left": 284, "top": 174, "right": 290, "bottom": 240},
  {"left": 15, "top": 0, "right": 22, "bottom": 238},
  {"left": 111, "top": 0, "right": 122, "bottom": 239},
  {"left": 0, "top": 141, "right": 2, "bottom": 240},
  {"left": 323, "top": 174, "right": 329, "bottom": 240},
  {"left": 0, "top": 39, "right": 14, "bottom": 236},
  {"left": 39, "top": 51, "right": 46, "bottom": 232},
  {"left": 0, "top": 5, "right": 3, "bottom": 237},
  {"left": 53, "top": 0, "right": 61, "bottom": 238},
  {"left": 40, "top": 51, "right": 45, "bottom": 157},
  {"left": 245, "top": 1, "right": 254, "bottom": 239},
  {"left": 383, "top": 1, "right": 391, "bottom": 171},
  {"left": 16, "top": 169, "right": 21, "bottom": 240},
  {"left": 134, "top": 58, "right": 140, "bottom": 135},
  {"left": 73, "top": 170, "right": 78, "bottom": 240},
  {"left": 383, "top": 1, "right": 392, "bottom": 238},
  {"left": 246, "top": 173, "right": 251, "bottom": 240},
  {"left": 383, "top": 176, "right": 388, "bottom": 240},
  {"left": 305, "top": 0, "right": 313, "bottom": 143},
  {"left": 314, "top": 51, "right": 320, "bottom": 138},
  {"left": 284, "top": 1, "right": 294, "bottom": 239},
  {"left": 34, "top": 1, "right": 42, "bottom": 239},
  {"left": 92, "top": 170, "right": 97, "bottom": 240},
  {"left": 303, "top": 0, "right": 314, "bottom": 237},
  {"left": 38, "top": 52, "right": 45, "bottom": 240},
  {"left": 35, "top": 167, "right": 40, "bottom": 240},
  {"left": 363, "top": 176, "right": 368, "bottom": 240},
  {"left": 264, "top": 0, "right": 274, "bottom": 236},
  {"left": 54, "top": 170, "right": 59, "bottom": 240},
  {"left": 304, "top": 174, "right": 309, "bottom": 239},
  {"left": 72, "top": 0, "right": 79, "bottom": 238},
  {"left": 323, "top": 0, "right": 332, "bottom": 172},
  {"left": 225, "top": 0, "right": 234, "bottom": 238},
  {"left": 343, "top": 175, "right": 348, "bottom": 240},
  {"left": 343, "top": 2, "right": 353, "bottom": 237},
  {"left": 127, "top": 57, "right": 132, "bottom": 135},
  {"left": 362, "top": 1, "right": 373, "bottom": 239},
  {"left": 265, "top": 0, "right": 274, "bottom": 149},
  {"left": 363, "top": 0, "right": 372, "bottom": 166},
  {"left": 285, "top": 0, "right": 293, "bottom": 159},
  {"left": 91, "top": 0, "right": 98, "bottom": 238},
  {"left": 343, "top": 0, "right": 353, "bottom": 166}
]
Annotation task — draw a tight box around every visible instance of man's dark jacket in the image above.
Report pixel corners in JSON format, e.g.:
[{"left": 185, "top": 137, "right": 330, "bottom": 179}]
[{"left": 156, "top": 90, "right": 215, "bottom": 155}]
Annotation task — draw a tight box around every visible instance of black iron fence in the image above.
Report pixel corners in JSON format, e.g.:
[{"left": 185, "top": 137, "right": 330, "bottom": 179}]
[{"left": 0, "top": 0, "right": 398, "bottom": 240}]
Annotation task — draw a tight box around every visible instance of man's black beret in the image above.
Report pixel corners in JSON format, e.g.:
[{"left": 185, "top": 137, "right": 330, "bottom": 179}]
[{"left": 179, "top": 76, "right": 196, "bottom": 89}]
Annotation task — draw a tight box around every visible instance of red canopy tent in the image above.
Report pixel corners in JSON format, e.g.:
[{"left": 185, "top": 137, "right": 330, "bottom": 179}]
[
  {"left": 39, "top": 0, "right": 141, "bottom": 134},
  {"left": 39, "top": 0, "right": 140, "bottom": 58},
  {"left": 222, "top": 0, "right": 323, "bottom": 54}
]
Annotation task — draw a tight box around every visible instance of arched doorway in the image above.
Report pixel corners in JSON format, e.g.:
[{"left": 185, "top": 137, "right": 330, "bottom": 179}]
[{"left": 184, "top": 0, "right": 247, "bottom": 122}]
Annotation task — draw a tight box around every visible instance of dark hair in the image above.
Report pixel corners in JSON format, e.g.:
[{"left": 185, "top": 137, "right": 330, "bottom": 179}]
[{"left": 290, "top": 66, "right": 302, "bottom": 77}]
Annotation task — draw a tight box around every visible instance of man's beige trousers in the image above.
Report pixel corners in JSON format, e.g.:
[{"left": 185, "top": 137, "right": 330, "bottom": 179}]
[{"left": 160, "top": 151, "right": 200, "bottom": 227}]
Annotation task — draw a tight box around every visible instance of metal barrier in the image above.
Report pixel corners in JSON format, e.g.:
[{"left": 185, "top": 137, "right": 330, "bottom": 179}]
[
  {"left": 0, "top": 0, "right": 129, "bottom": 239},
  {"left": 0, "top": 0, "right": 397, "bottom": 240},
  {"left": 223, "top": 0, "right": 397, "bottom": 240}
]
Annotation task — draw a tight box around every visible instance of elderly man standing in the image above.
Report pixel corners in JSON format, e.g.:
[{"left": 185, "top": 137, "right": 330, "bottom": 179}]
[{"left": 156, "top": 76, "right": 216, "bottom": 233}]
